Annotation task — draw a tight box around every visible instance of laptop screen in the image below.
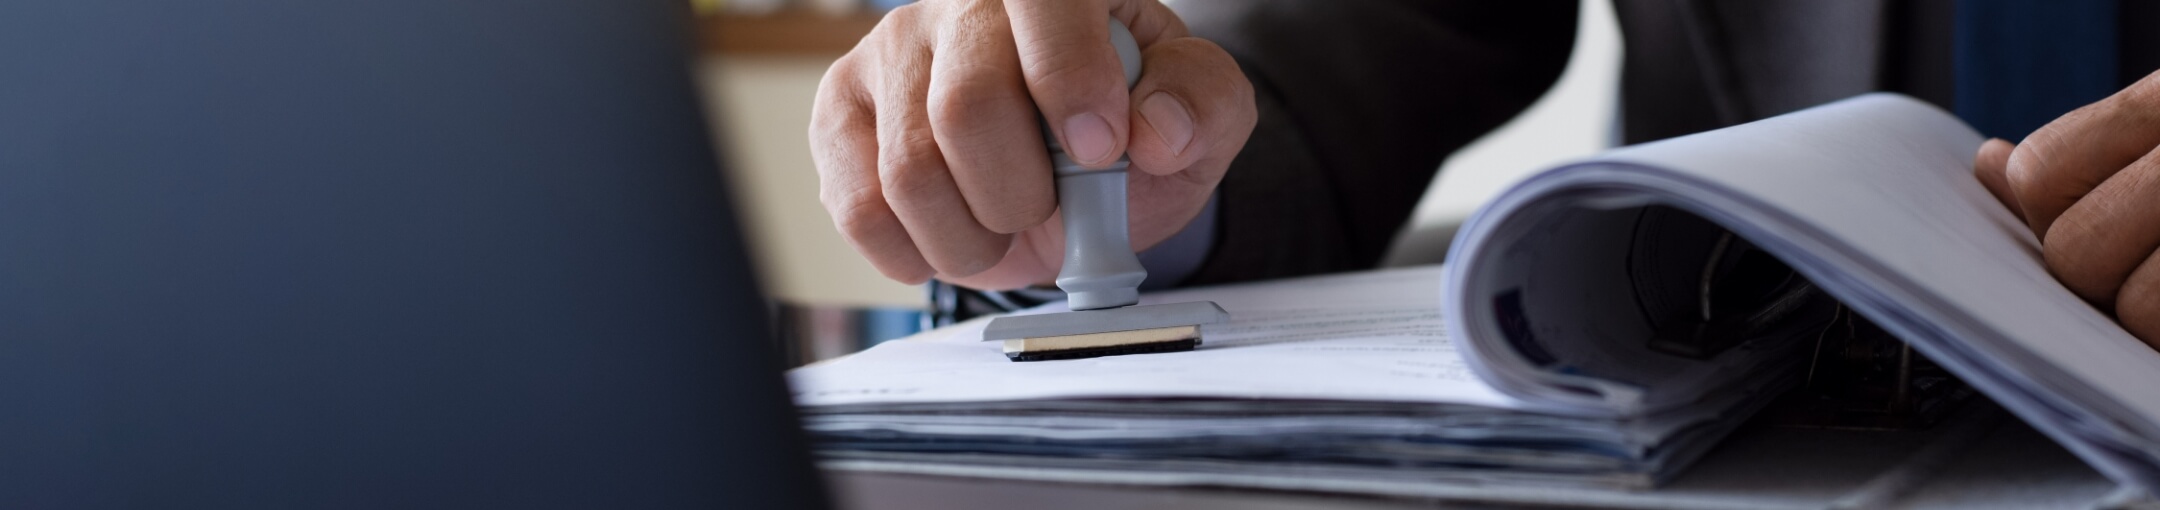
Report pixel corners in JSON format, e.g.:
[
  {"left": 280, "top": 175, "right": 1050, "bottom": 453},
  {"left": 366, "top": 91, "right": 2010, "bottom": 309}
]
[{"left": 0, "top": 1, "right": 827, "bottom": 507}]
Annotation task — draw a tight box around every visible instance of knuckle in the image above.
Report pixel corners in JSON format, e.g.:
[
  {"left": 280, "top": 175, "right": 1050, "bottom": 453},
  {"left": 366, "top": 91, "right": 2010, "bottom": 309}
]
[
  {"left": 821, "top": 52, "right": 861, "bottom": 87},
  {"left": 944, "top": 0, "right": 1007, "bottom": 38},
  {"left": 2005, "top": 134, "right": 2066, "bottom": 198},
  {"left": 2042, "top": 229, "right": 2117, "bottom": 303},
  {"left": 807, "top": 98, "right": 860, "bottom": 142},
  {"left": 820, "top": 185, "right": 885, "bottom": 237},
  {"left": 807, "top": 118, "right": 872, "bottom": 181},
  {"left": 810, "top": 70, "right": 872, "bottom": 138},
  {"left": 928, "top": 77, "right": 1027, "bottom": 148},
  {"left": 881, "top": 168, "right": 943, "bottom": 204},
  {"left": 857, "top": 6, "right": 919, "bottom": 54},
  {"left": 1023, "top": 52, "right": 1118, "bottom": 106},
  {"left": 878, "top": 134, "right": 949, "bottom": 199},
  {"left": 1024, "top": 55, "right": 1090, "bottom": 90},
  {"left": 1151, "top": 39, "right": 1256, "bottom": 134},
  {"left": 2118, "top": 279, "right": 2160, "bottom": 341},
  {"left": 883, "top": 2, "right": 926, "bottom": 26},
  {"left": 2122, "top": 279, "right": 2158, "bottom": 317}
]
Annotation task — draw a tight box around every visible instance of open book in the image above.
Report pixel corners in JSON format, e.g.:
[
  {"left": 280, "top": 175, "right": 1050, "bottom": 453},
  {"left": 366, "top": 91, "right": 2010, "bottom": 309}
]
[{"left": 789, "top": 94, "right": 2160, "bottom": 500}]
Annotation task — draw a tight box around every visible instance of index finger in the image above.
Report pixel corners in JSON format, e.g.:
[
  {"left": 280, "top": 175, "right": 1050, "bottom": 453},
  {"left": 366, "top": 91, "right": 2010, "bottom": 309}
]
[{"left": 1974, "top": 137, "right": 2024, "bottom": 221}]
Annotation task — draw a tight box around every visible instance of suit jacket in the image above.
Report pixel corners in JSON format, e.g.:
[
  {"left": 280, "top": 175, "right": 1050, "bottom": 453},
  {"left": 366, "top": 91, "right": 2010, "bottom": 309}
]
[{"left": 1170, "top": 0, "right": 2159, "bottom": 287}]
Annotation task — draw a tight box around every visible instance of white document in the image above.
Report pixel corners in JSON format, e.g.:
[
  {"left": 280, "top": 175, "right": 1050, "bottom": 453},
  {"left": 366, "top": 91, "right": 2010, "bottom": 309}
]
[
  {"left": 791, "top": 266, "right": 1519, "bottom": 409},
  {"left": 792, "top": 93, "right": 2160, "bottom": 496},
  {"left": 1447, "top": 93, "right": 2160, "bottom": 488}
]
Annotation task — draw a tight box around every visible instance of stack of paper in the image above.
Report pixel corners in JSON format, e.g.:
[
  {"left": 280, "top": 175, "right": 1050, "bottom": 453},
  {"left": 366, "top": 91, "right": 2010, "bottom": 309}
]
[
  {"left": 1441, "top": 94, "right": 2160, "bottom": 487},
  {"left": 791, "top": 95, "right": 2160, "bottom": 496},
  {"left": 790, "top": 267, "right": 1796, "bottom": 492}
]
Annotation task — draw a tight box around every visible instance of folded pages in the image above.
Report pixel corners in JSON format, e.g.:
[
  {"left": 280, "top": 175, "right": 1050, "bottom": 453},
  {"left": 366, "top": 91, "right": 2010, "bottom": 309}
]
[{"left": 789, "top": 93, "right": 2160, "bottom": 498}]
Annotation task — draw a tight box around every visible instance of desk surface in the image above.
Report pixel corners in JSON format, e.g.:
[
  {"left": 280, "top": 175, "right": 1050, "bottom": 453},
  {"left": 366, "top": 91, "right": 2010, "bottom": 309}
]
[{"left": 828, "top": 471, "right": 1472, "bottom": 510}]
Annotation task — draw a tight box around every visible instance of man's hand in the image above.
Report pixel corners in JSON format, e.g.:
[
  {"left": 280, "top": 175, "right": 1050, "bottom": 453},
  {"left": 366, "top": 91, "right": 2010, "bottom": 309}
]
[
  {"left": 1975, "top": 70, "right": 2160, "bottom": 347},
  {"left": 809, "top": 0, "right": 1256, "bottom": 290}
]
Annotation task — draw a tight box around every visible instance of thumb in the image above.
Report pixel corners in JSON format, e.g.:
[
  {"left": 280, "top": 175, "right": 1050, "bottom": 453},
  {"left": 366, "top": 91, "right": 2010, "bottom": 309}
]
[
  {"left": 1974, "top": 137, "right": 2024, "bottom": 221},
  {"left": 1126, "top": 37, "right": 1255, "bottom": 177},
  {"left": 1005, "top": 0, "right": 1131, "bottom": 168}
]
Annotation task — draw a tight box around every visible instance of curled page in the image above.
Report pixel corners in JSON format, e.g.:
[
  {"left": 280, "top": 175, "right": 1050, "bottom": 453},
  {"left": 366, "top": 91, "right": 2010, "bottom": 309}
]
[{"left": 1445, "top": 93, "right": 2160, "bottom": 489}]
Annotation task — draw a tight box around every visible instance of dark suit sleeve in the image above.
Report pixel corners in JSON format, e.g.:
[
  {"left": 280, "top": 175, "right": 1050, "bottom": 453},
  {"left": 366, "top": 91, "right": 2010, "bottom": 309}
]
[{"left": 1170, "top": 0, "right": 1578, "bottom": 285}]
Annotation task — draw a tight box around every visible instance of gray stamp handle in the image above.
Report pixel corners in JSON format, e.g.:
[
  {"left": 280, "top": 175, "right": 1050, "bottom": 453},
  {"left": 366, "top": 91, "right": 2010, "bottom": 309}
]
[{"left": 1046, "top": 18, "right": 1146, "bottom": 311}]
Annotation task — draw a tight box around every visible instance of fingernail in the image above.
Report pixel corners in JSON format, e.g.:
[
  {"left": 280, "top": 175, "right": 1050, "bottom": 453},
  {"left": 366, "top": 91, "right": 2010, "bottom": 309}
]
[
  {"left": 1140, "top": 92, "right": 1194, "bottom": 156},
  {"left": 1062, "top": 113, "right": 1115, "bottom": 165}
]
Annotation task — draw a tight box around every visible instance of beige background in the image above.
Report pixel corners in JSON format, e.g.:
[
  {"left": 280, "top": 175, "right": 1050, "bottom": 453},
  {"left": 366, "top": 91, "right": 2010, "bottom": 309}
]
[{"left": 696, "top": 0, "right": 1620, "bottom": 307}]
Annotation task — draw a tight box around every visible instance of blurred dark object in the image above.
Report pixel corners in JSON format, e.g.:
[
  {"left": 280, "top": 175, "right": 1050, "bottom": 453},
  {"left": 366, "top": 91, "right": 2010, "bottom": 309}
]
[
  {"left": 1624, "top": 206, "right": 1973, "bottom": 431},
  {"left": 1765, "top": 307, "right": 1977, "bottom": 431},
  {"left": 0, "top": 0, "right": 829, "bottom": 508},
  {"left": 1632, "top": 206, "right": 1839, "bottom": 361},
  {"left": 1953, "top": 0, "right": 2119, "bottom": 140},
  {"left": 774, "top": 303, "right": 925, "bottom": 366},
  {"left": 927, "top": 279, "right": 1062, "bottom": 329}
]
